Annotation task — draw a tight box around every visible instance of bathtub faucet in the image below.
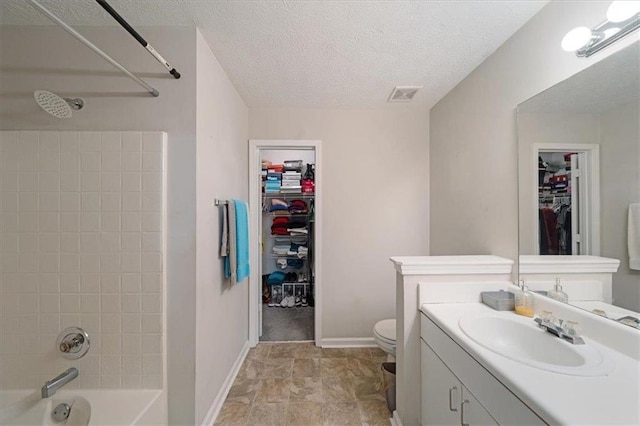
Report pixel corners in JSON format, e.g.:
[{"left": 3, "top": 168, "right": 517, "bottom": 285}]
[{"left": 41, "top": 367, "right": 79, "bottom": 398}]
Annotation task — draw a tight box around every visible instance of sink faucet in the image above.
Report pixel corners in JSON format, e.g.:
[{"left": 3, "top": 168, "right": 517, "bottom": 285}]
[
  {"left": 41, "top": 367, "right": 78, "bottom": 398},
  {"left": 534, "top": 316, "right": 585, "bottom": 345}
]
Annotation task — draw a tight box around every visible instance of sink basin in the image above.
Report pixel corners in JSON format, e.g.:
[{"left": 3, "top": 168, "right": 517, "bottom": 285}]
[{"left": 458, "top": 315, "right": 614, "bottom": 376}]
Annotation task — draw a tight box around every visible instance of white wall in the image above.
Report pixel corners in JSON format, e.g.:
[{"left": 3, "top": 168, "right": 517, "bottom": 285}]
[
  {"left": 0, "top": 26, "right": 197, "bottom": 425},
  {"left": 429, "top": 1, "right": 639, "bottom": 266},
  {"left": 249, "top": 108, "right": 429, "bottom": 340},
  {"left": 194, "top": 31, "right": 249, "bottom": 423},
  {"left": 599, "top": 102, "right": 640, "bottom": 311}
]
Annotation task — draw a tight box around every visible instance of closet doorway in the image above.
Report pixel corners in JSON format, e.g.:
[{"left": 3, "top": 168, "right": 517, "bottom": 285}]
[
  {"left": 533, "top": 144, "right": 600, "bottom": 256},
  {"left": 248, "top": 140, "right": 322, "bottom": 346}
]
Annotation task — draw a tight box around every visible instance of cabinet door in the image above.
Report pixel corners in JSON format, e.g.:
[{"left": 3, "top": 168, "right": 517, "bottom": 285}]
[
  {"left": 461, "top": 387, "right": 498, "bottom": 426},
  {"left": 421, "top": 339, "right": 462, "bottom": 426}
]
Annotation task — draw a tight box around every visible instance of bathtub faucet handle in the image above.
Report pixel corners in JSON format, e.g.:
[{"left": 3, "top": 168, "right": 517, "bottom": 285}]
[
  {"left": 59, "top": 333, "right": 84, "bottom": 353},
  {"left": 56, "top": 327, "right": 91, "bottom": 360}
]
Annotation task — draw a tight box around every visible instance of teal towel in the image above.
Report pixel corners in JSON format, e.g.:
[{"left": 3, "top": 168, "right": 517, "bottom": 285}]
[{"left": 233, "top": 199, "right": 250, "bottom": 283}]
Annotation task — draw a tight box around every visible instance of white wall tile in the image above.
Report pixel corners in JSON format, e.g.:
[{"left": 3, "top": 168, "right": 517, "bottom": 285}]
[
  {"left": 122, "top": 132, "right": 141, "bottom": 152},
  {"left": 0, "top": 131, "right": 164, "bottom": 390},
  {"left": 81, "top": 192, "right": 99, "bottom": 212},
  {"left": 60, "top": 192, "right": 80, "bottom": 212},
  {"left": 122, "top": 314, "right": 141, "bottom": 333},
  {"left": 101, "top": 274, "right": 120, "bottom": 294},
  {"left": 18, "top": 173, "right": 38, "bottom": 192},
  {"left": 60, "top": 234, "right": 80, "bottom": 253},
  {"left": 60, "top": 173, "right": 80, "bottom": 192},
  {"left": 121, "top": 233, "right": 141, "bottom": 252},
  {"left": 102, "top": 152, "right": 121, "bottom": 172},
  {"left": 80, "top": 173, "right": 100, "bottom": 192}
]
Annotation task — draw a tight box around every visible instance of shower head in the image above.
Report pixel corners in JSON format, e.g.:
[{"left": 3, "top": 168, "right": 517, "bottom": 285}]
[{"left": 33, "top": 90, "right": 84, "bottom": 119}]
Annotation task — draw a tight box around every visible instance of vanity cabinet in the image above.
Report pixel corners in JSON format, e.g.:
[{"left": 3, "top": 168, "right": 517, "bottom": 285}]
[
  {"left": 420, "top": 312, "right": 546, "bottom": 425},
  {"left": 421, "top": 340, "right": 497, "bottom": 425}
]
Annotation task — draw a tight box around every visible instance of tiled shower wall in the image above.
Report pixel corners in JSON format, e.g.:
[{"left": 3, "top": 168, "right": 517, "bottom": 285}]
[{"left": 0, "top": 131, "right": 165, "bottom": 390}]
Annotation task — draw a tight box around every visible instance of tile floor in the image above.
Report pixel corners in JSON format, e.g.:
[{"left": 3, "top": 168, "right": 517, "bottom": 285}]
[{"left": 215, "top": 342, "right": 392, "bottom": 425}]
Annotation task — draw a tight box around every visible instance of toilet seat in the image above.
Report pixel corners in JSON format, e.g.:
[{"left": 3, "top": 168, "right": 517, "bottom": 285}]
[{"left": 373, "top": 319, "right": 396, "bottom": 356}]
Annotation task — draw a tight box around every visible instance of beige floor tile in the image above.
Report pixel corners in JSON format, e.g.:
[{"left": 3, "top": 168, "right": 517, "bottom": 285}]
[
  {"left": 294, "top": 343, "right": 323, "bottom": 359},
  {"left": 341, "top": 348, "right": 372, "bottom": 358},
  {"left": 214, "top": 402, "right": 250, "bottom": 425},
  {"left": 321, "top": 348, "right": 350, "bottom": 358},
  {"left": 367, "top": 348, "right": 388, "bottom": 359},
  {"left": 293, "top": 358, "right": 321, "bottom": 377},
  {"left": 240, "top": 358, "right": 294, "bottom": 379},
  {"left": 246, "top": 344, "right": 271, "bottom": 360},
  {"left": 290, "top": 377, "right": 323, "bottom": 403},
  {"left": 347, "top": 357, "right": 383, "bottom": 378},
  {"left": 321, "top": 402, "right": 361, "bottom": 426},
  {"left": 269, "top": 343, "right": 304, "bottom": 358},
  {"left": 226, "top": 378, "right": 262, "bottom": 404},
  {"left": 255, "top": 378, "right": 291, "bottom": 403},
  {"left": 286, "top": 402, "right": 323, "bottom": 425},
  {"left": 246, "top": 403, "right": 287, "bottom": 426},
  {"left": 353, "top": 377, "right": 385, "bottom": 402},
  {"left": 320, "top": 358, "right": 349, "bottom": 378},
  {"left": 322, "top": 377, "right": 356, "bottom": 403},
  {"left": 358, "top": 400, "right": 391, "bottom": 425}
]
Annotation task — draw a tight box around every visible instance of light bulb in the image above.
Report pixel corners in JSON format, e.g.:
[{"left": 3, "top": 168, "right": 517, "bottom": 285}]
[
  {"left": 606, "top": 1, "right": 640, "bottom": 23},
  {"left": 561, "top": 27, "right": 593, "bottom": 52}
]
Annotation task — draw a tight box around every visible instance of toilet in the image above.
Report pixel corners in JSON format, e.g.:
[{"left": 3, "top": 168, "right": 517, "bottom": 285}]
[{"left": 373, "top": 319, "right": 396, "bottom": 361}]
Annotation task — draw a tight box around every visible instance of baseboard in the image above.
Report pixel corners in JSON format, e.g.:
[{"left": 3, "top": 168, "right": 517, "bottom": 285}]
[
  {"left": 320, "top": 337, "right": 377, "bottom": 348},
  {"left": 201, "top": 340, "right": 250, "bottom": 426},
  {"left": 390, "top": 410, "right": 403, "bottom": 426}
]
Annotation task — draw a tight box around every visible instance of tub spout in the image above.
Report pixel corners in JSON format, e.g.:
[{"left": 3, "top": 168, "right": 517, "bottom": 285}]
[{"left": 41, "top": 367, "right": 78, "bottom": 398}]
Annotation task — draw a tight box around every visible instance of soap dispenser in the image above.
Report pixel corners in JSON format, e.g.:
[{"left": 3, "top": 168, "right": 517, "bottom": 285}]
[
  {"left": 549, "top": 278, "right": 569, "bottom": 303},
  {"left": 514, "top": 279, "right": 535, "bottom": 317}
]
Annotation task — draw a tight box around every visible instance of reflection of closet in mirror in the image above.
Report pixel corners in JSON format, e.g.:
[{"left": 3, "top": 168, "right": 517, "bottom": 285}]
[{"left": 533, "top": 144, "right": 600, "bottom": 256}]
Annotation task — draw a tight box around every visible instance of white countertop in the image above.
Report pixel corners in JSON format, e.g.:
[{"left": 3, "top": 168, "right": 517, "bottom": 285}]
[{"left": 421, "top": 303, "right": 640, "bottom": 425}]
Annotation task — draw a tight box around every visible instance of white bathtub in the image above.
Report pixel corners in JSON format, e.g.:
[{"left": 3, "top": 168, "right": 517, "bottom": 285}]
[{"left": 0, "top": 390, "right": 165, "bottom": 426}]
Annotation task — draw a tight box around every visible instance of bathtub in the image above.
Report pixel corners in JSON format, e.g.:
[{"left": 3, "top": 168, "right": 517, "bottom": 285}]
[{"left": 0, "top": 390, "right": 165, "bottom": 426}]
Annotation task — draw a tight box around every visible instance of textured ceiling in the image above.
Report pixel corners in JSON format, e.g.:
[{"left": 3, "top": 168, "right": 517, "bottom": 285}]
[
  {"left": 0, "top": 0, "right": 549, "bottom": 108},
  {"left": 519, "top": 41, "right": 639, "bottom": 114}
]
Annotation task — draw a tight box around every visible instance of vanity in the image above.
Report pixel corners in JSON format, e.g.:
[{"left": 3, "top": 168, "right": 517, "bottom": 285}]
[
  {"left": 420, "top": 299, "right": 639, "bottom": 425},
  {"left": 391, "top": 254, "right": 640, "bottom": 426}
]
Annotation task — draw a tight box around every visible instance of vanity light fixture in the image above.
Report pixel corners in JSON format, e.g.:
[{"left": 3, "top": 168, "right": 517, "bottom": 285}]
[{"left": 561, "top": 1, "right": 640, "bottom": 57}]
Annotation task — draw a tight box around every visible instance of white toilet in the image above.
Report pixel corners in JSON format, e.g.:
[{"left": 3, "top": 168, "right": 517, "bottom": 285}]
[{"left": 373, "top": 319, "right": 396, "bottom": 361}]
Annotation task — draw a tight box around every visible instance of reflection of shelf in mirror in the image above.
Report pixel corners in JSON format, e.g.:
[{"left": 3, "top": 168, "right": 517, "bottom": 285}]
[{"left": 269, "top": 255, "right": 308, "bottom": 259}]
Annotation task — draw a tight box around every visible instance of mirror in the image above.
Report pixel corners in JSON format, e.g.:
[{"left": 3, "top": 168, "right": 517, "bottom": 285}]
[{"left": 517, "top": 41, "right": 640, "bottom": 328}]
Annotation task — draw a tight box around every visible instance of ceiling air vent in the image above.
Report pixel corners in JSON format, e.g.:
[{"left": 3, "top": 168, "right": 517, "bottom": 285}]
[{"left": 388, "top": 86, "right": 423, "bottom": 102}]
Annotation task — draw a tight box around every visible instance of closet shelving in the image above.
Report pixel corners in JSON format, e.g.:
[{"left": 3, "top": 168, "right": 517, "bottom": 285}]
[{"left": 261, "top": 162, "right": 315, "bottom": 309}]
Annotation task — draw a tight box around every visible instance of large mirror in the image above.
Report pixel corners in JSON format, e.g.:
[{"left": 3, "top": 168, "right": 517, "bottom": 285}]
[{"left": 517, "top": 41, "right": 640, "bottom": 328}]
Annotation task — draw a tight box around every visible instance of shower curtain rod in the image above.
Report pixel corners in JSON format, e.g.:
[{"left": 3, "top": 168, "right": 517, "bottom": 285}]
[
  {"left": 27, "top": 0, "right": 160, "bottom": 97},
  {"left": 95, "top": 0, "right": 181, "bottom": 79}
]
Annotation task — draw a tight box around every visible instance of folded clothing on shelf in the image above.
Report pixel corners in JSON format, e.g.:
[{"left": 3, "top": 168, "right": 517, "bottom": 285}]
[
  {"left": 288, "top": 217, "right": 307, "bottom": 228},
  {"left": 272, "top": 245, "right": 291, "bottom": 255},
  {"left": 270, "top": 198, "right": 288, "bottom": 211},
  {"left": 289, "top": 200, "right": 308, "bottom": 214}
]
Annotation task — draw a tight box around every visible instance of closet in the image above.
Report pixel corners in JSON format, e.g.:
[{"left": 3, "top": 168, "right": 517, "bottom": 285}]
[
  {"left": 538, "top": 152, "right": 576, "bottom": 255},
  {"left": 259, "top": 149, "right": 316, "bottom": 341}
]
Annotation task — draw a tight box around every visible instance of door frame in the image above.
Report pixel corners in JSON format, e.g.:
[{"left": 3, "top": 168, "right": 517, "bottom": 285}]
[
  {"left": 248, "top": 139, "right": 322, "bottom": 347},
  {"left": 532, "top": 143, "right": 600, "bottom": 255}
]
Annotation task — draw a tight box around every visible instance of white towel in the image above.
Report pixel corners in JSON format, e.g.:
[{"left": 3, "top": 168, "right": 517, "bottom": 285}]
[
  {"left": 220, "top": 204, "right": 229, "bottom": 257},
  {"left": 629, "top": 203, "right": 640, "bottom": 270}
]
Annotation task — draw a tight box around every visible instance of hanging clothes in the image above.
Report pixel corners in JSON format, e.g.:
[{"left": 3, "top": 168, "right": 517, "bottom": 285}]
[{"left": 539, "top": 207, "right": 559, "bottom": 255}]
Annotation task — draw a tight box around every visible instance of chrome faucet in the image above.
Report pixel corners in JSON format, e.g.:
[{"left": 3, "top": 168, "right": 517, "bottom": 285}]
[
  {"left": 534, "top": 316, "right": 585, "bottom": 345},
  {"left": 41, "top": 367, "right": 78, "bottom": 398}
]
